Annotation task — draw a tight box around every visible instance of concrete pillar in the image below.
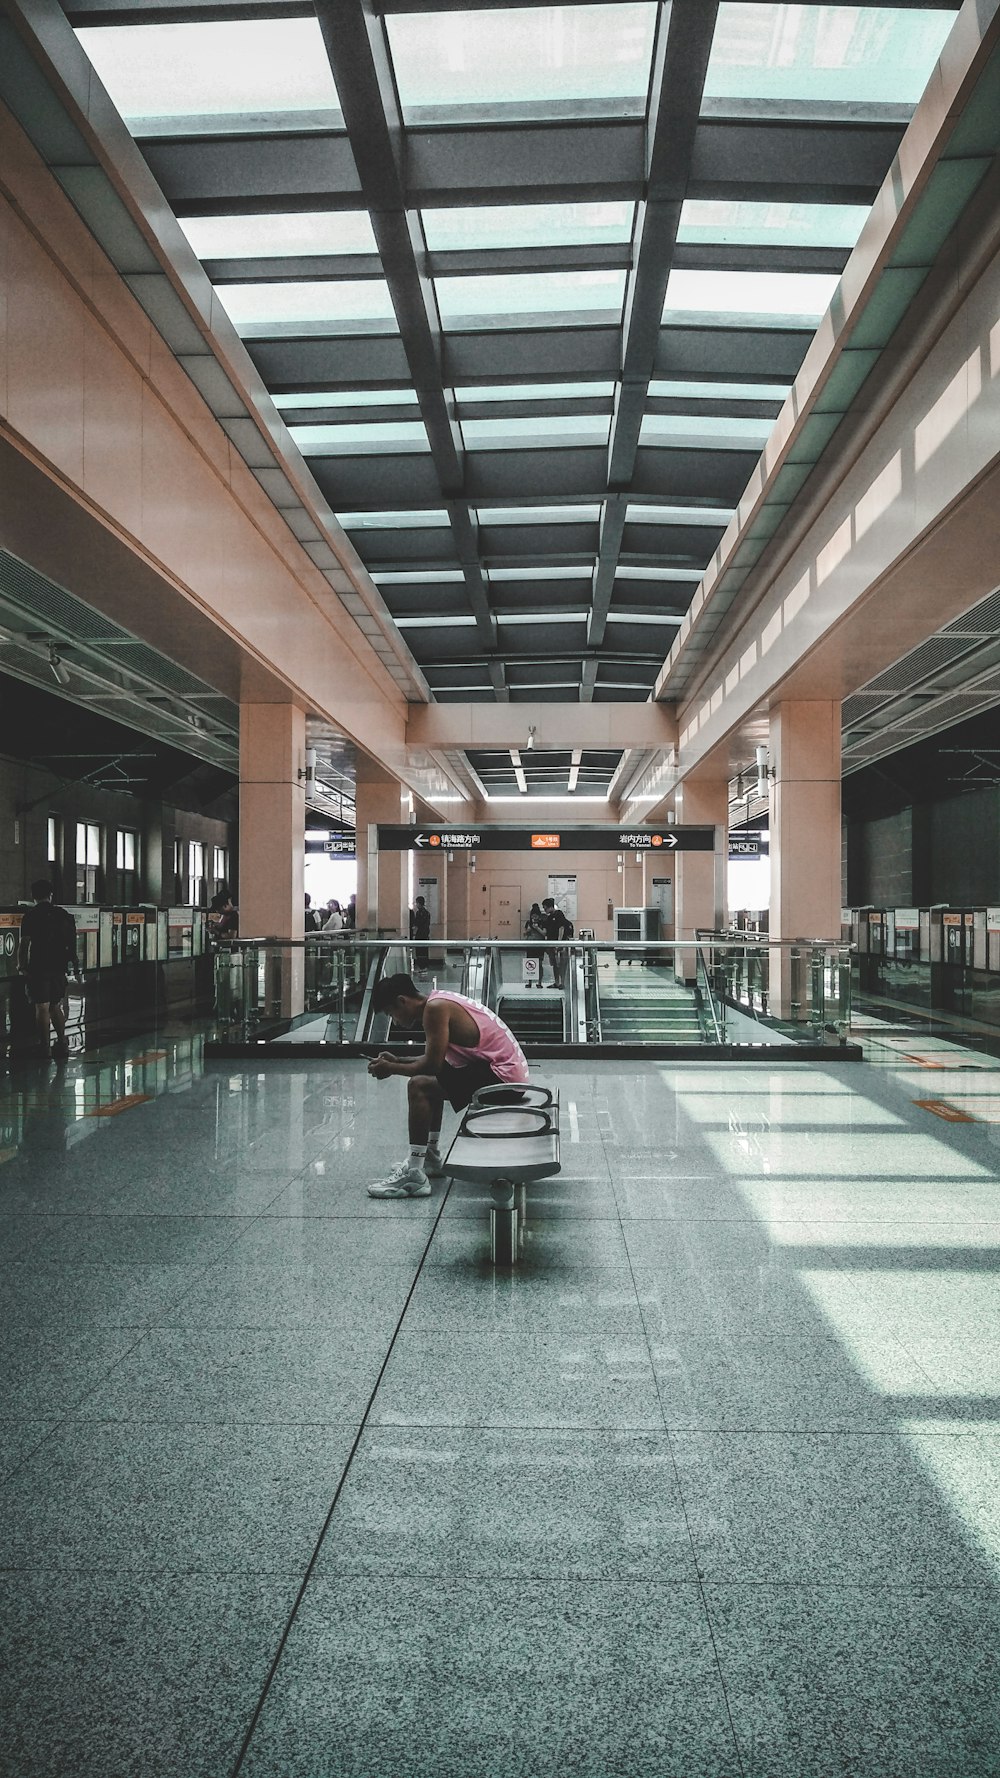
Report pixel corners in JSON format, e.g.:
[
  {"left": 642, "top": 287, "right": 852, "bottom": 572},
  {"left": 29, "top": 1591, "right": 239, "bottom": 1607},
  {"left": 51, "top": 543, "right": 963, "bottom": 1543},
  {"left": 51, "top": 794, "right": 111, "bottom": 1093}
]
[
  {"left": 673, "top": 779, "right": 727, "bottom": 983},
  {"left": 354, "top": 758, "right": 408, "bottom": 936},
  {"left": 239, "top": 702, "right": 306, "bottom": 1016},
  {"left": 769, "top": 700, "right": 841, "bottom": 1020}
]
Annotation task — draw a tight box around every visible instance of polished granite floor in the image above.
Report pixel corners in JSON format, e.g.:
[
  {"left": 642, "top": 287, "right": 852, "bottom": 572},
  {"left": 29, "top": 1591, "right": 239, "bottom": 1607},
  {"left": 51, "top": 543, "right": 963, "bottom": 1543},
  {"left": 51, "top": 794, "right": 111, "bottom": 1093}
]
[{"left": 3, "top": 1028, "right": 1000, "bottom": 1777}]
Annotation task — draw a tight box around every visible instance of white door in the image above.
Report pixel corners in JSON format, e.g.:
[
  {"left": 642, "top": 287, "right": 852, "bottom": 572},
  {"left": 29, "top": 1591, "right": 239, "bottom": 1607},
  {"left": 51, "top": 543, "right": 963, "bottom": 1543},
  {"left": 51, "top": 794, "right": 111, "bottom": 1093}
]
[{"left": 489, "top": 885, "right": 519, "bottom": 939}]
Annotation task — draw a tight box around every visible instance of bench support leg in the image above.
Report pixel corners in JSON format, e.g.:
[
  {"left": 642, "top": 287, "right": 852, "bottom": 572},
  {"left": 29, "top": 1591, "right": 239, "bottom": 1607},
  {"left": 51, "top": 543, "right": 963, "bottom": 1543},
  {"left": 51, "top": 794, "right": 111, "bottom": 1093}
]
[{"left": 489, "top": 1178, "right": 518, "bottom": 1267}]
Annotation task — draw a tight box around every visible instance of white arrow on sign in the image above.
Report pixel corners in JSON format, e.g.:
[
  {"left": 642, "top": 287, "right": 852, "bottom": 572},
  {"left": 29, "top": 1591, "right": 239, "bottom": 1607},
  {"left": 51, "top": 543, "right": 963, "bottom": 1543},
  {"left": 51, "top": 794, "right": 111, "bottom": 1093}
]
[
  {"left": 415, "top": 833, "right": 429, "bottom": 847},
  {"left": 664, "top": 834, "right": 678, "bottom": 848}
]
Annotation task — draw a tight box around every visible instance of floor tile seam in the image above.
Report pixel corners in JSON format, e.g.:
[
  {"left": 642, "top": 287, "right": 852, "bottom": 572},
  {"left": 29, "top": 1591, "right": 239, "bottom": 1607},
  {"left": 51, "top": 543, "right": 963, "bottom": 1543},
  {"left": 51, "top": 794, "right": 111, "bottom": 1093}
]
[
  {"left": 0, "top": 1417, "right": 75, "bottom": 1488},
  {"left": 227, "top": 1173, "right": 459, "bottom": 1778}
]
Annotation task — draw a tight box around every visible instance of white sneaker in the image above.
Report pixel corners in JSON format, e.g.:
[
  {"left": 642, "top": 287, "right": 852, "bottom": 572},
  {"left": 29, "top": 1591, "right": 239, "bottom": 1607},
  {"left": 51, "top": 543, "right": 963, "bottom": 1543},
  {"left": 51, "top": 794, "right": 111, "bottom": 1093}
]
[
  {"left": 424, "top": 1147, "right": 448, "bottom": 1180},
  {"left": 367, "top": 1161, "right": 431, "bottom": 1199}
]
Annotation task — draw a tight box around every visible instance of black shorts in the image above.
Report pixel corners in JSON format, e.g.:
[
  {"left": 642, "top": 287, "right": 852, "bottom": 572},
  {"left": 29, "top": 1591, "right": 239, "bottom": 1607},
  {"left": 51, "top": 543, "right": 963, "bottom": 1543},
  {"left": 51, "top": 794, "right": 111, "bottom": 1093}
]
[
  {"left": 25, "top": 972, "right": 67, "bottom": 1007},
  {"left": 437, "top": 1059, "right": 506, "bottom": 1110}
]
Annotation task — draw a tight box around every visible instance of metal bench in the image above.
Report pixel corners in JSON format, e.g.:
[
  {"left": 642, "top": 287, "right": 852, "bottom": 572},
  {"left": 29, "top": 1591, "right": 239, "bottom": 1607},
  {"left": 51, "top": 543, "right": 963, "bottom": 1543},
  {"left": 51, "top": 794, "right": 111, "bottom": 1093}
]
[{"left": 444, "top": 1083, "right": 561, "bottom": 1265}]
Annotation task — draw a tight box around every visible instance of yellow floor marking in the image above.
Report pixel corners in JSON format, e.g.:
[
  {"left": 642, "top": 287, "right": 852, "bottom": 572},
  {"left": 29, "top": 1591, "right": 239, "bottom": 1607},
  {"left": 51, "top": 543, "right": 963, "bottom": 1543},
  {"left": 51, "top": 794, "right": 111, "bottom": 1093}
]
[
  {"left": 913, "top": 1098, "right": 977, "bottom": 1123},
  {"left": 85, "top": 1093, "right": 153, "bottom": 1118}
]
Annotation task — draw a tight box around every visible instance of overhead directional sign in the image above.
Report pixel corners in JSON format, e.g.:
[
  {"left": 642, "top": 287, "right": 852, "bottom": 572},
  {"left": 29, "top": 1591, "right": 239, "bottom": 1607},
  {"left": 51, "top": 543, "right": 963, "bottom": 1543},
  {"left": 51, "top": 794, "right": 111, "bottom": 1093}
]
[
  {"left": 728, "top": 837, "right": 763, "bottom": 858},
  {"left": 377, "top": 825, "right": 716, "bottom": 853}
]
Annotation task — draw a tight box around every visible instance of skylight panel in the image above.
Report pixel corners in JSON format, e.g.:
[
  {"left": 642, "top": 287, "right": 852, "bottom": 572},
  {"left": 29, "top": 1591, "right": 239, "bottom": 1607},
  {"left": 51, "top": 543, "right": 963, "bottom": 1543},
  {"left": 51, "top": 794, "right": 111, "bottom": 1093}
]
[
  {"left": 457, "top": 383, "right": 615, "bottom": 404},
  {"left": 678, "top": 200, "right": 868, "bottom": 250},
  {"left": 438, "top": 270, "right": 626, "bottom": 325},
  {"left": 616, "top": 565, "right": 705, "bottom": 581},
  {"left": 495, "top": 612, "right": 589, "bottom": 625},
  {"left": 214, "top": 281, "right": 397, "bottom": 333},
  {"left": 462, "top": 416, "right": 610, "bottom": 448},
  {"left": 289, "top": 422, "right": 430, "bottom": 454},
  {"left": 639, "top": 414, "right": 774, "bottom": 448},
  {"left": 475, "top": 506, "right": 602, "bottom": 524},
  {"left": 704, "top": 5, "right": 955, "bottom": 107},
  {"left": 424, "top": 203, "right": 633, "bottom": 252},
  {"left": 648, "top": 379, "right": 790, "bottom": 402},
  {"left": 386, "top": 4, "right": 656, "bottom": 116},
  {"left": 395, "top": 615, "right": 477, "bottom": 628},
  {"left": 337, "top": 510, "right": 449, "bottom": 528},
  {"left": 275, "top": 390, "right": 419, "bottom": 410},
  {"left": 489, "top": 566, "right": 592, "bottom": 581},
  {"left": 373, "top": 571, "right": 466, "bottom": 584},
  {"left": 663, "top": 268, "right": 839, "bottom": 323},
  {"left": 76, "top": 19, "right": 342, "bottom": 125},
  {"left": 609, "top": 611, "right": 684, "bottom": 624},
  {"left": 178, "top": 213, "right": 377, "bottom": 262},
  {"left": 628, "top": 504, "right": 735, "bottom": 525}
]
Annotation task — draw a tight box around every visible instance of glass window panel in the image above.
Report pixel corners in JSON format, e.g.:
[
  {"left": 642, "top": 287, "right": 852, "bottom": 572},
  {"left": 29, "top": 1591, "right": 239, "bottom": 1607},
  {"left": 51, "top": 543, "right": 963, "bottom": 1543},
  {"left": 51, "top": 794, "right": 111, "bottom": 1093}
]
[
  {"left": 215, "top": 281, "right": 396, "bottom": 331},
  {"left": 275, "top": 390, "right": 418, "bottom": 410},
  {"left": 663, "top": 268, "right": 839, "bottom": 321},
  {"left": 47, "top": 817, "right": 57, "bottom": 863},
  {"left": 703, "top": 6, "right": 955, "bottom": 107},
  {"left": 87, "top": 825, "right": 101, "bottom": 866},
  {"left": 489, "top": 566, "right": 592, "bottom": 581},
  {"left": 439, "top": 270, "right": 625, "bottom": 323},
  {"left": 289, "top": 422, "right": 430, "bottom": 453},
  {"left": 679, "top": 199, "right": 869, "bottom": 250},
  {"left": 337, "top": 509, "right": 449, "bottom": 528},
  {"left": 639, "top": 413, "right": 774, "bottom": 447},
  {"left": 475, "top": 506, "right": 602, "bottom": 524},
  {"left": 178, "top": 212, "right": 376, "bottom": 261},
  {"left": 628, "top": 503, "right": 735, "bottom": 524},
  {"left": 648, "top": 378, "right": 791, "bottom": 402},
  {"left": 462, "top": 415, "right": 610, "bottom": 447},
  {"left": 386, "top": 4, "right": 656, "bottom": 114},
  {"left": 76, "top": 20, "right": 341, "bottom": 123},
  {"left": 457, "top": 381, "right": 615, "bottom": 403},
  {"left": 424, "top": 202, "right": 633, "bottom": 252}
]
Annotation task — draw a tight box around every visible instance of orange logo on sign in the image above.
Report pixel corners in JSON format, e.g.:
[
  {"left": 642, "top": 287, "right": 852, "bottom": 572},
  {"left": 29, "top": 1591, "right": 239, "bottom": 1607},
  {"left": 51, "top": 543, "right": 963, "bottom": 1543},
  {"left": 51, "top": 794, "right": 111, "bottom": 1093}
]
[
  {"left": 531, "top": 834, "right": 561, "bottom": 849},
  {"left": 429, "top": 834, "right": 441, "bottom": 846},
  {"left": 651, "top": 834, "right": 663, "bottom": 846}
]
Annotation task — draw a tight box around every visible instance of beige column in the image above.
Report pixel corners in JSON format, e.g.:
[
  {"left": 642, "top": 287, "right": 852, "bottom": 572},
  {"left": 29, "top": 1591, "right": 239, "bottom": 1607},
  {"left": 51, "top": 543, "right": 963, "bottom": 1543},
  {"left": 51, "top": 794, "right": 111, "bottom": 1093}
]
[
  {"left": 239, "top": 702, "right": 306, "bottom": 1017},
  {"left": 354, "top": 758, "right": 408, "bottom": 936},
  {"left": 769, "top": 701, "right": 841, "bottom": 1018},
  {"left": 673, "top": 779, "right": 727, "bottom": 984}
]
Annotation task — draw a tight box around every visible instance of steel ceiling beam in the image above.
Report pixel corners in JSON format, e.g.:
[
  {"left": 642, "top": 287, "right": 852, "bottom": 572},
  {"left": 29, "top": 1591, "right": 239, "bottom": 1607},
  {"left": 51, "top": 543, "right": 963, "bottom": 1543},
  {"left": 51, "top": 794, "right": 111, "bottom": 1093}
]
[{"left": 306, "top": 0, "right": 503, "bottom": 686}]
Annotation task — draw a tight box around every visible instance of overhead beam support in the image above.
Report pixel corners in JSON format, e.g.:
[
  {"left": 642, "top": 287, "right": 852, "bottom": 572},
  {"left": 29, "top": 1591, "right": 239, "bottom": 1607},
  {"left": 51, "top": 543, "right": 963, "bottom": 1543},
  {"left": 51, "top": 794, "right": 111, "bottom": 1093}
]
[{"left": 407, "top": 704, "right": 678, "bottom": 751}]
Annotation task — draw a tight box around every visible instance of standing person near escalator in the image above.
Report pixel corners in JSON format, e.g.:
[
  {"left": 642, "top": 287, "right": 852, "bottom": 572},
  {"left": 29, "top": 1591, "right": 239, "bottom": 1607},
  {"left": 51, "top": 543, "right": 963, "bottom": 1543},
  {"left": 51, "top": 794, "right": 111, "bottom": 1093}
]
[{"left": 541, "top": 896, "right": 573, "bottom": 989}]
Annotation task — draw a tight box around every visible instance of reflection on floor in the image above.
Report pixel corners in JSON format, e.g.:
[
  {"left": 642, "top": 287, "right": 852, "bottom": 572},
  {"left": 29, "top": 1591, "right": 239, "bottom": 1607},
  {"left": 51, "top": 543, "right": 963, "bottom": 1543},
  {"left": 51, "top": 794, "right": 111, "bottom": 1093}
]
[{"left": 3, "top": 1028, "right": 1000, "bottom": 1776}]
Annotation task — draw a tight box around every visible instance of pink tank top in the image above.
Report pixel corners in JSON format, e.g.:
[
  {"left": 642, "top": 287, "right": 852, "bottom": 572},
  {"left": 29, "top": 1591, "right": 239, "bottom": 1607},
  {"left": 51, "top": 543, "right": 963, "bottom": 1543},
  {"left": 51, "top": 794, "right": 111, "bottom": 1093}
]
[{"left": 429, "top": 990, "right": 529, "bottom": 1082}]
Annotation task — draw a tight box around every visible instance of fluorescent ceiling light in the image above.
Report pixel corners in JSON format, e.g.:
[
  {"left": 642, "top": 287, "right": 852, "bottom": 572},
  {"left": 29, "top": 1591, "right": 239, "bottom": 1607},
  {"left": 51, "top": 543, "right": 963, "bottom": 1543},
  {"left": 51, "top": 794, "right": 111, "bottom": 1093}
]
[
  {"left": 678, "top": 200, "right": 869, "bottom": 251},
  {"left": 639, "top": 414, "right": 774, "bottom": 448},
  {"left": 277, "top": 390, "right": 418, "bottom": 410},
  {"left": 462, "top": 416, "right": 610, "bottom": 447},
  {"left": 608, "top": 612, "right": 684, "bottom": 625},
  {"left": 178, "top": 212, "right": 376, "bottom": 261},
  {"left": 214, "top": 280, "right": 397, "bottom": 331},
  {"left": 489, "top": 566, "right": 591, "bottom": 582},
  {"left": 663, "top": 268, "right": 839, "bottom": 321},
  {"left": 704, "top": 5, "right": 955, "bottom": 107},
  {"left": 386, "top": 4, "right": 657, "bottom": 114},
  {"left": 77, "top": 19, "right": 341, "bottom": 122},
  {"left": 424, "top": 203, "right": 632, "bottom": 252}
]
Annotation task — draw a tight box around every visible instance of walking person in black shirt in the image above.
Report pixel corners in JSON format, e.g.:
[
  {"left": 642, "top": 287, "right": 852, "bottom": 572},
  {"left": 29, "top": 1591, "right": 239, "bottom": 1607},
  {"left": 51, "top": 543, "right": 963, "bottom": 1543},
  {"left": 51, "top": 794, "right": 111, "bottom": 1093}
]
[
  {"left": 16, "top": 880, "right": 79, "bottom": 1059},
  {"left": 409, "top": 894, "right": 431, "bottom": 970},
  {"left": 541, "top": 896, "right": 573, "bottom": 989}
]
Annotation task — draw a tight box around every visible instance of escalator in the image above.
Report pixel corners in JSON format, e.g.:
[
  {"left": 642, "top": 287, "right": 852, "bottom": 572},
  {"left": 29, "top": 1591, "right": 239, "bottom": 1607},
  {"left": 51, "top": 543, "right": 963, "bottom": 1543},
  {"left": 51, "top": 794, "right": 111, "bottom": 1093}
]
[
  {"left": 496, "top": 990, "right": 565, "bottom": 1046},
  {"left": 594, "top": 969, "right": 706, "bottom": 1044}
]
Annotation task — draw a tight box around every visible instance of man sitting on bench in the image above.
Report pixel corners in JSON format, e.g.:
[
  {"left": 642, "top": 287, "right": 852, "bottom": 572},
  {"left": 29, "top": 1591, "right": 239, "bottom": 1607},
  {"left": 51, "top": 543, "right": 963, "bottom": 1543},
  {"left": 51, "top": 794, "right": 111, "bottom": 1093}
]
[{"left": 366, "top": 974, "right": 530, "bottom": 1198}]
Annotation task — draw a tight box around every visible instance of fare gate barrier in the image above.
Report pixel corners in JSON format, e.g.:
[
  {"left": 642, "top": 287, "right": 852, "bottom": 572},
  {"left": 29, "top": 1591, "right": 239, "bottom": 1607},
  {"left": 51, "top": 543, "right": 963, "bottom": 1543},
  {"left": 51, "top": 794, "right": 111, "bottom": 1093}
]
[{"left": 444, "top": 1083, "right": 561, "bottom": 1266}]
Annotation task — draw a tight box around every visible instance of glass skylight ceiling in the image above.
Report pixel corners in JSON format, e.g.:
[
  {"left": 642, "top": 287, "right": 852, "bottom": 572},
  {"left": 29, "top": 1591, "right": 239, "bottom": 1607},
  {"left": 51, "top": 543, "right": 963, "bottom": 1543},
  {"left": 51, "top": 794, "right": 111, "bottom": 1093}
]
[
  {"left": 385, "top": 4, "right": 657, "bottom": 116},
  {"left": 424, "top": 203, "right": 633, "bottom": 252},
  {"left": 179, "top": 213, "right": 378, "bottom": 262},
  {"left": 704, "top": 6, "right": 955, "bottom": 106},
  {"left": 76, "top": 20, "right": 342, "bottom": 126},
  {"left": 72, "top": 0, "right": 964, "bottom": 714}
]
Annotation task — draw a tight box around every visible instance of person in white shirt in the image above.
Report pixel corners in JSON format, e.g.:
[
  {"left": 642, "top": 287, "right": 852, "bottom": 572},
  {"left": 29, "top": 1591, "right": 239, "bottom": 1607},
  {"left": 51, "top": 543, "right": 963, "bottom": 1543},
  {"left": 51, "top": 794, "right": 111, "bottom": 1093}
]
[{"left": 321, "top": 900, "right": 344, "bottom": 932}]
